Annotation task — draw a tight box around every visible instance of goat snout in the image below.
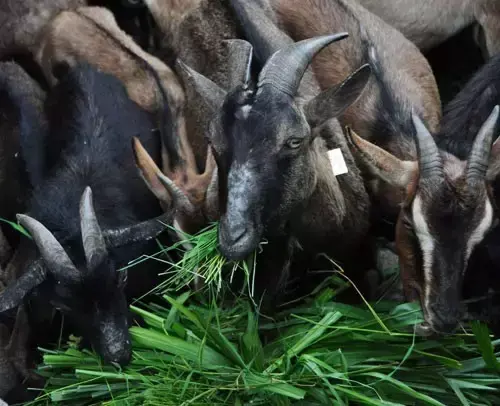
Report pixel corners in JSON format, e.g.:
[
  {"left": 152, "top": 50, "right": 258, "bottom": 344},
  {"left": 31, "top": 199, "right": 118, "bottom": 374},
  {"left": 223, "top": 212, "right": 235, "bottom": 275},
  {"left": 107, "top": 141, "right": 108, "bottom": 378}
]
[
  {"left": 102, "top": 337, "right": 132, "bottom": 366},
  {"left": 99, "top": 317, "right": 132, "bottom": 366},
  {"left": 218, "top": 220, "right": 259, "bottom": 261},
  {"left": 426, "top": 299, "right": 465, "bottom": 334}
]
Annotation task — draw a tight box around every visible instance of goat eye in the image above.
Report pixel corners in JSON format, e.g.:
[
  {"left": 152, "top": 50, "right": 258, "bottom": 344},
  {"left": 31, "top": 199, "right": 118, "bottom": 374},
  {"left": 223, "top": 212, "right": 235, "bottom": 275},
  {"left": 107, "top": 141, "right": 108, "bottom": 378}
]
[{"left": 286, "top": 138, "right": 303, "bottom": 149}]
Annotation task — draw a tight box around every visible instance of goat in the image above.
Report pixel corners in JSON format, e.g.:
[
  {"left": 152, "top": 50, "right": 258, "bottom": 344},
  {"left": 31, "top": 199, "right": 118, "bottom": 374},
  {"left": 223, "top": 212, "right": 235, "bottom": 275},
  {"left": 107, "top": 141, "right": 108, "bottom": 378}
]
[
  {"left": 131, "top": 40, "right": 255, "bottom": 292},
  {"left": 356, "top": 0, "right": 500, "bottom": 59},
  {"left": 346, "top": 105, "right": 499, "bottom": 335},
  {"left": 178, "top": 3, "right": 373, "bottom": 305},
  {"left": 436, "top": 52, "right": 500, "bottom": 326},
  {"left": 269, "top": 0, "right": 441, "bottom": 222},
  {"left": 0, "top": 63, "right": 173, "bottom": 366}
]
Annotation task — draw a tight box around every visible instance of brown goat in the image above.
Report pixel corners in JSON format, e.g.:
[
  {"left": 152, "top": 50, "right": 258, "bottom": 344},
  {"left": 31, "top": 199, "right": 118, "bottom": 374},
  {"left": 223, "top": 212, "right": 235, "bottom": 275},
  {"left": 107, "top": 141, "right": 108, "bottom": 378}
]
[{"left": 357, "top": 0, "right": 500, "bottom": 58}]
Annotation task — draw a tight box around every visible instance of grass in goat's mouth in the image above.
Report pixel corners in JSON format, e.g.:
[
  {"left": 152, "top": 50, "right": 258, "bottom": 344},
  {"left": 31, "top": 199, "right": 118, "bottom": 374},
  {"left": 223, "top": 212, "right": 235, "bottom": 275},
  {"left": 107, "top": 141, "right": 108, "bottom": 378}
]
[
  {"left": 125, "top": 223, "right": 261, "bottom": 298},
  {"left": 24, "top": 222, "right": 500, "bottom": 405}
]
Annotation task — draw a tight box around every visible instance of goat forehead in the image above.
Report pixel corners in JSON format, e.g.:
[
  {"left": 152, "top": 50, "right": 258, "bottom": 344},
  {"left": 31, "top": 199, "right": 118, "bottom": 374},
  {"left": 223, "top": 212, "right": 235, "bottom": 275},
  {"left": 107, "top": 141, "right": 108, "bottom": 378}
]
[
  {"left": 414, "top": 187, "right": 491, "bottom": 246},
  {"left": 231, "top": 98, "right": 303, "bottom": 146},
  {"left": 442, "top": 153, "right": 466, "bottom": 180}
]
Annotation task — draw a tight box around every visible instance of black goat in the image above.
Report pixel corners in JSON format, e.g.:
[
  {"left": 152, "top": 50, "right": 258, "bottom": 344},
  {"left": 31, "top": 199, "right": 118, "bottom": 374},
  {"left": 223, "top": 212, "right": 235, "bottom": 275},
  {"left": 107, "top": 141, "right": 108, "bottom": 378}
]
[{"left": 0, "top": 63, "right": 172, "bottom": 366}]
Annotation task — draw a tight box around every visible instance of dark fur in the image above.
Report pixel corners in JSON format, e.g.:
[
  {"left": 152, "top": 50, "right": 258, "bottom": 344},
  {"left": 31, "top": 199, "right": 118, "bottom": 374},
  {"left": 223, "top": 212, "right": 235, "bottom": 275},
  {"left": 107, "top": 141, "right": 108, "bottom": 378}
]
[
  {"left": 0, "top": 62, "right": 42, "bottom": 255},
  {"left": 437, "top": 52, "right": 500, "bottom": 159}
]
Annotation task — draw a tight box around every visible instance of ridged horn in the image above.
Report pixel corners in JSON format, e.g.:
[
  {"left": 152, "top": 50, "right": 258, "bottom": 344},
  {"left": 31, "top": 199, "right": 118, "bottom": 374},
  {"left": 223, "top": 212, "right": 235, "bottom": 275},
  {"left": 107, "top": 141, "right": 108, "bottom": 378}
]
[
  {"left": 16, "top": 214, "right": 80, "bottom": 283},
  {"left": 412, "top": 113, "right": 443, "bottom": 180},
  {"left": 258, "top": 33, "right": 348, "bottom": 97},
  {"left": 466, "top": 105, "right": 499, "bottom": 184},
  {"left": 80, "top": 187, "right": 108, "bottom": 270}
]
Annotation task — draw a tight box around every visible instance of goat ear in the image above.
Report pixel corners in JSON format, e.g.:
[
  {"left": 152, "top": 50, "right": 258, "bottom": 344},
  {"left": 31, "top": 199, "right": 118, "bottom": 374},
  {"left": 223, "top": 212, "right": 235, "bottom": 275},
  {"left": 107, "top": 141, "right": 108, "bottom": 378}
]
[
  {"left": 0, "top": 262, "right": 46, "bottom": 313},
  {"left": 133, "top": 137, "right": 172, "bottom": 206},
  {"left": 176, "top": 59, "right": 227, "bottom": 113},
  {"left": 345, "top": 127, "right": 416, "bottom": 187},
  {"left": 305, "top": 64, "right": 371, "bottom": 127}
]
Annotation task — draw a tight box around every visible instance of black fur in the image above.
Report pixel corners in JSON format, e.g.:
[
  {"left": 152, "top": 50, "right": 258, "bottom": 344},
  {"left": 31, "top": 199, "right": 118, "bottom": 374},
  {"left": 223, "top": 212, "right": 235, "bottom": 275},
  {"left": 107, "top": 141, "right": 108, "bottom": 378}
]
[{"left": 437, "top": 52, "right": 500, "bottom": 159}]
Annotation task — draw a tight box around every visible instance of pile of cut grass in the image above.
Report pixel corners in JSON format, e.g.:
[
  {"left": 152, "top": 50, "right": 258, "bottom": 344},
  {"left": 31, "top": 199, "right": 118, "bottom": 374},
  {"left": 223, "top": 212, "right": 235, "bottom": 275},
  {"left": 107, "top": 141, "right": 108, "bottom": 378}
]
[
  {"left": 30, "top": 278, "right": 500, "bottom": 405},
  {"left": 27, "top": 223, "right": 500, "bottom": 405}
]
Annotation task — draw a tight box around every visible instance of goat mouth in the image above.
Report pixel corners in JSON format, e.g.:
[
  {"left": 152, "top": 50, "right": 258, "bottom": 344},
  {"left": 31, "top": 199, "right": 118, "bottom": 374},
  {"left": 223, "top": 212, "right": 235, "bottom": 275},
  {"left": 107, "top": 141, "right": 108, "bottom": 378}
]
[{"left": 218, "top": 221, "right": 262, "bottom": 261}]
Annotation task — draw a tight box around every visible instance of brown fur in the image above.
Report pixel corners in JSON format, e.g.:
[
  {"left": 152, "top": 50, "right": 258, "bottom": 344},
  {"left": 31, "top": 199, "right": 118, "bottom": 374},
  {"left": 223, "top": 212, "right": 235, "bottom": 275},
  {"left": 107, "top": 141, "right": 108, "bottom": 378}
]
[
  {"left": 143, "top": 0, "right": 240, "bottom": 170},
  {"left": 272, "top": 0, "right": 441, "bottom": 219},
  {"left": 272, "top": 0, "right": 441, "bottom": 150},
  {"left": 395, "top": 173, "right": 422, "bottom": 302},
  {"left": 0, "top": 0, "right": 86, "bottom": 58},
  {"left": 144, "top": 0, "right": 275, "bottom": 169},
  {"left": 358, "top": 0, "right": 500, "bottom": 58}
]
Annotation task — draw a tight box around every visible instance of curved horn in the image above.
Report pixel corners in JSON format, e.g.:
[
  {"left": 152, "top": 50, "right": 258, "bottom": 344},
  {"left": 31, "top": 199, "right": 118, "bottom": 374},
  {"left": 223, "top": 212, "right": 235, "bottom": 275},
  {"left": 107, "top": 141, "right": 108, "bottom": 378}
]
[
  {"left": 16, "top": 214, "right": 80, "bottom": 283},
  {"left": 467, "top": 105, "right": 500, "bottom": 184},
  {"left": 0, "top": 259, "right": 46, "bottom": 313},
  {"left": 103, "top": 211, "right": 173, "bottom": 248},
  {"left": 258, "top": 33, "right": 348, "bottom": 97},
  {"left": 412, "top": 113, "right": 443, "bottom": 180},
  {"left": 80, "top": 187, "right": 108, "bottom": 270},
  {"left": 157, "top": 172, "right": 196, "bottom": 214}
]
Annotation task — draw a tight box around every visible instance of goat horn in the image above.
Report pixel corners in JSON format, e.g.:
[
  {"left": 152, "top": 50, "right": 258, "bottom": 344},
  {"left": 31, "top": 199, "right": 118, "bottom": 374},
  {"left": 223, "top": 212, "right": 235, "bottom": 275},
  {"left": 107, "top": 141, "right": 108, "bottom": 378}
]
[
  {"left": 223, "top": 39, "right": 254, "bottom": 89},
  {"left": 80, "top": 187, "right": 108, "bottom": 270},
  {"left": 103, "top": 211, "right": 173, "bottom": 248},
  {"left": 466, "top": 105, "right": 500, "bottom": 184},
  {"left": 0, "top": 260, "right": 46, "bottom": 313},
  {"left": 157, "top": 172, "right": 196, "bottom": 214},
  {"left": 412, "top": 113, "right": 443, "bottom": 180},
  {"left": 16, "top": 214, "right": 80, "bottom": 283},
  {"left": 258, "top": 33, "right": 348, "bottom": 97}
]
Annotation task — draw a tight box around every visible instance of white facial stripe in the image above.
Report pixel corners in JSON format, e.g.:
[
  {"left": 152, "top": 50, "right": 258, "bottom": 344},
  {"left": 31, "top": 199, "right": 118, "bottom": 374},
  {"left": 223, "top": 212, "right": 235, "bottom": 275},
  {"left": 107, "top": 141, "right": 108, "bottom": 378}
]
[
  {"left": 411, "top": 194, "right": 435, "bottom": 320},
  {"left": 466, "top": 199, "right": 494, "bottom": 262}
]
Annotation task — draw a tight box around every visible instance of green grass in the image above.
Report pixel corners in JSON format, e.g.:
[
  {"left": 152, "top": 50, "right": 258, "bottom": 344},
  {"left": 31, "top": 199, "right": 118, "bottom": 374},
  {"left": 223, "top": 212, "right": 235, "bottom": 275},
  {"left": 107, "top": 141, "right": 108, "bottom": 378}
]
[
  {"left": 26, "top": 223, "right": 500, "bottom": 405},
  {"left": 119, "top": 223, "right": 260, "bottom": 300}
]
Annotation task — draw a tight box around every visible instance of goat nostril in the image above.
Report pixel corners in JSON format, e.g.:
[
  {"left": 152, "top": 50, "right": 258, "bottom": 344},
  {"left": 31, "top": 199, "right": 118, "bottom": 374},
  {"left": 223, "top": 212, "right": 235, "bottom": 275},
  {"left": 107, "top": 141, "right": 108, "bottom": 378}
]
[{"left": 227, "top": 225, "right": 247, "bottom": 244}]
